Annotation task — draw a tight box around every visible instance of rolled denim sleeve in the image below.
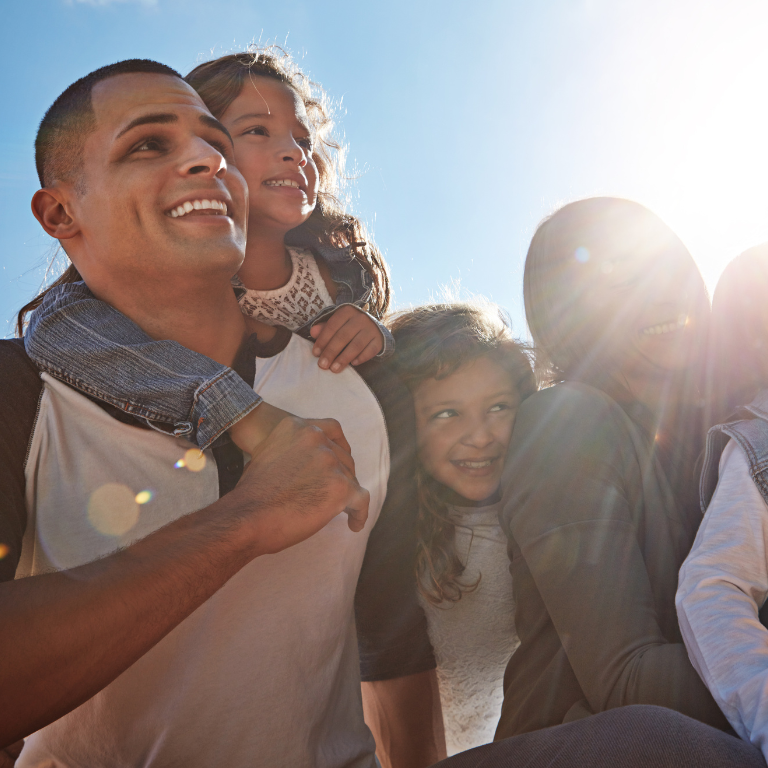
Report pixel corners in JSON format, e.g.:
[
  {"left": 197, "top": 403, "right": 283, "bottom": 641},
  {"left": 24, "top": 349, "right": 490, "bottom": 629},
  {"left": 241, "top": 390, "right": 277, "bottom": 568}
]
[{"left": 25, "top": 282, "right": 262, "bottom": 449}]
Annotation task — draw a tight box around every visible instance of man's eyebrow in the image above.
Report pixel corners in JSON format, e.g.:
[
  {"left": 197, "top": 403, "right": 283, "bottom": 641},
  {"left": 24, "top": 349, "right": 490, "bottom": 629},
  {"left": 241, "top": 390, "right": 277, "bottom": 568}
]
[
  {"left": 115, "top": 112, "right": 178, "bottom": 139},
  {"left": 114, "top": 112, "right": 233, "bottom": 145}
]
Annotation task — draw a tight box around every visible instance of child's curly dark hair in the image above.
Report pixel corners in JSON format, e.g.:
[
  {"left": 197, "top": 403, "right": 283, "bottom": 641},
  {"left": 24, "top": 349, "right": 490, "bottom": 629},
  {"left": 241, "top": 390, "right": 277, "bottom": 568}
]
[{"left": 389, "top": 300, "right": 536, "bottom": 605}]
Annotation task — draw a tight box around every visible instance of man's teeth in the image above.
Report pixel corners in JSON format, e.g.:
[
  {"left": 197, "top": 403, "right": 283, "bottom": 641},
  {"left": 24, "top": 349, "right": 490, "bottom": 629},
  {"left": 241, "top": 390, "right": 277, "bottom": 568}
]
[
  {"left": 456, "top": 460, "right": 493, "bottom": 469},
  {"left": 169, "top": 199, "right": 228, "bottom": 218},
  {"left": 641, "top": 315, "right": 688, "bottom": 336},
  {"left": 264, "top": 179, "right": 301, "bottom": 189}
]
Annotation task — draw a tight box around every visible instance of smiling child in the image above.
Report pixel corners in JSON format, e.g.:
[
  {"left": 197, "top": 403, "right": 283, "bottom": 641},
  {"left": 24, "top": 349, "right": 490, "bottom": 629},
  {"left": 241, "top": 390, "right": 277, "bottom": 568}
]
[{"left": 375, "top": 301, "right": 535, "bottom": 756}]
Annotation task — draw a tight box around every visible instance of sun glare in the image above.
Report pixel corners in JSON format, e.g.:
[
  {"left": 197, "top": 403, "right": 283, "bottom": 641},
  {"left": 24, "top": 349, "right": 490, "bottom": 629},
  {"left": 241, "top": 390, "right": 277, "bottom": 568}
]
[{"left": 625, "top": 3, "right": 768, "bottom": 295}]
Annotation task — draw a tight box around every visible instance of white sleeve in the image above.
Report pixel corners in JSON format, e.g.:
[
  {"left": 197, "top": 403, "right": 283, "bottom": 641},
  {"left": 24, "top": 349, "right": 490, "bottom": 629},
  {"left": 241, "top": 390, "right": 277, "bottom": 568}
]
[{"left": 677, "top": 440, "right": 768, "bottom": 760}]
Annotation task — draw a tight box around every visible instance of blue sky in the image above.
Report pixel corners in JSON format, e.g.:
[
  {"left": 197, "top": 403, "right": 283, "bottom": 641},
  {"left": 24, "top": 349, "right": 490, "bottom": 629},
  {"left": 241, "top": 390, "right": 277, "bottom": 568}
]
[{"left": 2, "top": 0, "right": 768, "bottom": 338}]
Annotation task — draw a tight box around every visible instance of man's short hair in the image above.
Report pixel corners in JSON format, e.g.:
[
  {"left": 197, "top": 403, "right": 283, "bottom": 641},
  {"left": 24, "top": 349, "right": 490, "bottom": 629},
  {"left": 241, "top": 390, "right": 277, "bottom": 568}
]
[{"left": 35, "top": 59, "right": 182, "bottom": 190}]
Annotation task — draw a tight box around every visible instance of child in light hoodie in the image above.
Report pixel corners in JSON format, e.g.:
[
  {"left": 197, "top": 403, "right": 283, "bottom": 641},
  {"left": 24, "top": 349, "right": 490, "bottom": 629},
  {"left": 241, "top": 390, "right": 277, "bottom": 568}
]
[{"left": 677, "top": 243, "right": 768, "bottom": 761}]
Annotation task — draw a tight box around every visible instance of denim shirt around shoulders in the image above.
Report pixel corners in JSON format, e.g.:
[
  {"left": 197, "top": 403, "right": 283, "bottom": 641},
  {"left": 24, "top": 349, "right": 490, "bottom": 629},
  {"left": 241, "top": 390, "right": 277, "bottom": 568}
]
[
  {"left": 24, "top": 237, "right": 391, "bottom": 450},
  {"left": 700, "top": 389, "right": 768, "bottom": 511}
]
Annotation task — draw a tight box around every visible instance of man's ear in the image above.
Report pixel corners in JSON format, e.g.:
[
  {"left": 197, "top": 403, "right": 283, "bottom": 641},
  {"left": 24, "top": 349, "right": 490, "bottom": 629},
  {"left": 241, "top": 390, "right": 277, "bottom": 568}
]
[{"left": 31, "top": 183, "right": 81, "bottom": 240}]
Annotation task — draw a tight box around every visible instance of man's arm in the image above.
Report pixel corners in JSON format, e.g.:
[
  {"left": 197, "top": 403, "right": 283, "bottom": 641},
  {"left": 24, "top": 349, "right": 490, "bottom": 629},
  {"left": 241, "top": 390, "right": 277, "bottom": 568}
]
[
  {"left": 0, "top": 415, "right": 368, "bottom": 749},
  {"left": 362, "top": 671, "right": 446, "bottom": 768}
]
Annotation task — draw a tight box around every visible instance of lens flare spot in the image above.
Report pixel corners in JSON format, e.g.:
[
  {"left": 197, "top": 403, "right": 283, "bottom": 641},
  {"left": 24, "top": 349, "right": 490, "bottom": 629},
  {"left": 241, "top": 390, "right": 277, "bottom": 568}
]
[
  {"left": 175, "top": 459, "right": 186, "bottom": 468},
  {"left": 135, "top": 490, "right": 153, "bottom": 505},
  {"left": 0, "top": 544, "right": 9, "bottom": 560},
  {"left": 88, "top": 483, "right": 140, "bottom": 537},
  {"left": 183, "top": 449, "right": 206, "bottom": 473},
  {"left": 575, "top": 247, "right": 590, "bottom": 263}
]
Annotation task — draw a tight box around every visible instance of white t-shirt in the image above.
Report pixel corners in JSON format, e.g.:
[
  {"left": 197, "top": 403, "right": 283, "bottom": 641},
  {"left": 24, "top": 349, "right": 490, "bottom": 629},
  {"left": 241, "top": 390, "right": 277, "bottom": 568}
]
[
  {"left": 677, "top": 440, "right": 768, "bottom": 762},
  {"left": 17, "top": 333, "right": 389, "bottom": 768},
  {"left": 418, "top": 500, "right": 518, "bottom": 756}
]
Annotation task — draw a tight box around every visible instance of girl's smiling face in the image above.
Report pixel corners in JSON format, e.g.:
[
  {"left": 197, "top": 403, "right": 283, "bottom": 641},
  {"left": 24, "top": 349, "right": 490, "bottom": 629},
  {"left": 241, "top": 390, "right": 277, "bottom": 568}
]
[
  {"left": 219, "top": 76, "right": 319, "bottom": 235},
  {"left": 413, "top": 355, "right": 521, "bottom": 501}
]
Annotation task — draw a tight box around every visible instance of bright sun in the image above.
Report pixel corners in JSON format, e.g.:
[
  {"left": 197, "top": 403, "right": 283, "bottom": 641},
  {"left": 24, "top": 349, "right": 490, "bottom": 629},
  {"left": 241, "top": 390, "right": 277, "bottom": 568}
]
[{"left": 625, "top": 2, "right": 768, "bottom": 296}]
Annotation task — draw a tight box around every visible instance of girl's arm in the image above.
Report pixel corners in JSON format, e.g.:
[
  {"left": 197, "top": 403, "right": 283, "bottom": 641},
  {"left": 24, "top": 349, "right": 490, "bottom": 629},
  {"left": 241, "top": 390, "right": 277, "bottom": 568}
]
[
  {"left": 295, "top": 249, "right": 395, "bottom": 367},
  {"left": 677, "top": 441, "right": 768, "bottom": 760},
  {"left": 25, "top": 282, "right": 262, "bottom": 449},
  {"left": 501, "top": 385, "right": 728, "bottom": 727},
  {"left": 309, "top": 305, "right": 393, "bottom": 372}
]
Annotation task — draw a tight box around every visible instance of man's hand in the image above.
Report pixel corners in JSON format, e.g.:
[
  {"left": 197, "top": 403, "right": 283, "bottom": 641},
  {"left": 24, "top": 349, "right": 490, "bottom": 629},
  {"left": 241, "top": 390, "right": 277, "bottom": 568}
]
[
  {"left": 229, "top": 402, "right": 351, "bottom": 456},
  {"left": 310, "top": 306, "right": 384, "bottom": 373},
  {"left": 231, "top": 415, "right": 370, "bottom": 552}
]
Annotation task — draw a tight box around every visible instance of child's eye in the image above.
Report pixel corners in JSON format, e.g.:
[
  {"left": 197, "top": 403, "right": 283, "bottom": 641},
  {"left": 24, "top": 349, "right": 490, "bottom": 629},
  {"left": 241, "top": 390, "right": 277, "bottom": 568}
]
[
  {"left": 431, "top": 409, "right": 458, "bottom": 420},
  {"left": 297, "top": 135, "right": 314, "bottom": 151},
  {"left": 243, "top": 126, "right": 269, "bottom": 137},
  {"left": 489, "top": 402, "right": 512, "bottom": 413}
]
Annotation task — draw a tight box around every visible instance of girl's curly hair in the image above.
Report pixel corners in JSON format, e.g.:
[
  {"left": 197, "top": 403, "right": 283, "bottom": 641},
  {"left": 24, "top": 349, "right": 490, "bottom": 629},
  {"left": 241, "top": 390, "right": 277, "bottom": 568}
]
[
  {"left": 17, "top": 45, "right": 390, "bottom": 335},
  {"left": 389, "top": 300, "right": 536, "bottom": 605}
]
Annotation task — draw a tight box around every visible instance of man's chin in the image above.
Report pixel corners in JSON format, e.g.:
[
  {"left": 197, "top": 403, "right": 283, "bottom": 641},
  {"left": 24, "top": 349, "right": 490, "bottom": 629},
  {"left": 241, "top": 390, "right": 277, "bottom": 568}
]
[{"left": 162, "top": 239, "right": 245, "bottom": 278}]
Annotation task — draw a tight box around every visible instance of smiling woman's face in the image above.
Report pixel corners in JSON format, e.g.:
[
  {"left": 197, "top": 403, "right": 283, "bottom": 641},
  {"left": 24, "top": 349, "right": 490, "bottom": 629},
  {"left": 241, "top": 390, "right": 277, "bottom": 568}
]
[
  {"left": 219, "top": 76, "right": 319, "bottom": 236},
  {"left": 538, "top": 200, "right": 709, "bottom": 395},
  {"left": 413, "top": 356, "right": 521, "bottom": 501},
  {"left": 578, "top": 207, "right": 707, "bottom": 385}
]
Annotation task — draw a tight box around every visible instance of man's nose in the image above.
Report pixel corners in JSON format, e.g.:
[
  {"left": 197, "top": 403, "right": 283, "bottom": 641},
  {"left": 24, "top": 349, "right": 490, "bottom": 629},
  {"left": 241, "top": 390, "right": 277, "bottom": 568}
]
[{"left": 179, "top": 138, "right": 228, "bottom": 178}]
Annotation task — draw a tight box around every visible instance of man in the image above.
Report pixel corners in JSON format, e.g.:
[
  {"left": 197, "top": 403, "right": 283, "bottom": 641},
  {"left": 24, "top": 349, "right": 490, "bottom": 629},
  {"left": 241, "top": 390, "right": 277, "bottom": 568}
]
[{"left": 2, "top": 59, "right": 438, "bottom": 767}]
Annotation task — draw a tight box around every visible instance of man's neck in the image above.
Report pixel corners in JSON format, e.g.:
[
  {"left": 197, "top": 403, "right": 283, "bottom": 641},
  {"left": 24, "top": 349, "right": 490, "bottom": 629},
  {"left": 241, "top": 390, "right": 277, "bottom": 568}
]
[{"left": 97, "top": 277, "right": 248, "bottom": 369}]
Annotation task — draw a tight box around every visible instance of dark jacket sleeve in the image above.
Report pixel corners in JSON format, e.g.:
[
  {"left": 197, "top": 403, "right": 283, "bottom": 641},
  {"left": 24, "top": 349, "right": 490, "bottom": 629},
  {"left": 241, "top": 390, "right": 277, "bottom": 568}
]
[
  {"left": 501, "top": 384, "right": 726, "bottom": 726},
  {"left": 0, "top": 339, "right": 42, "bottom": 582},
  {"left": 353, "top": 359, "right": 435, "bottom": 681}
]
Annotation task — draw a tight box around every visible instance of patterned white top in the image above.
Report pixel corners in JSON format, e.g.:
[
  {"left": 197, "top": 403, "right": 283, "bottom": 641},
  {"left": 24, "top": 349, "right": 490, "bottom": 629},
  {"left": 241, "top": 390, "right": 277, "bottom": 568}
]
[
  {"left": 418, "top": 500, "right": 518, "bottom": 756},
  {"left": 233, "top": 247, "right": 334, "bottom": 331}
]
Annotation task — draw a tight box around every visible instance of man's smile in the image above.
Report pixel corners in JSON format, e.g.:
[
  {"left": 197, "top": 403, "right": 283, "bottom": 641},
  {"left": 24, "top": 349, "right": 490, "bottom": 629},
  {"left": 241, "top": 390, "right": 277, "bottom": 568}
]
[{"left": 168, "top": 198, "right": 229, "bottom": 218}]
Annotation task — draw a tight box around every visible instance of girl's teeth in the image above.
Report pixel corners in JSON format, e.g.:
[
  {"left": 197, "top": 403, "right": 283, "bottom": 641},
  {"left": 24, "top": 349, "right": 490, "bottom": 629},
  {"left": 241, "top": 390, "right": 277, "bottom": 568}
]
[
  {"left": 458, "top": 460, "right": 492, "bottom": 468},
  {"left": 265, "top": 179, "right": 300, "bottom": 188}
]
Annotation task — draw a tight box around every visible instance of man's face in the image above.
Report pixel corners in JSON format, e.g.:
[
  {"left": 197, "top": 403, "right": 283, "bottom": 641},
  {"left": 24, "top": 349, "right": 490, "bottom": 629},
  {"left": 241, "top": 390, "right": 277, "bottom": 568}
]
[{"left": 70, "top": 73, "right": 248, "bottom": 291}]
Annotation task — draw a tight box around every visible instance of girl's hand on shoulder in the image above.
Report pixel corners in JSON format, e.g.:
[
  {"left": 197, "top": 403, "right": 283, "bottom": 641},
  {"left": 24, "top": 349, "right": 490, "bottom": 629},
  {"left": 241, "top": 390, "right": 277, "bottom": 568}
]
[{"left": 310, "top": 306, "right": 384, "bottom": 373}]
